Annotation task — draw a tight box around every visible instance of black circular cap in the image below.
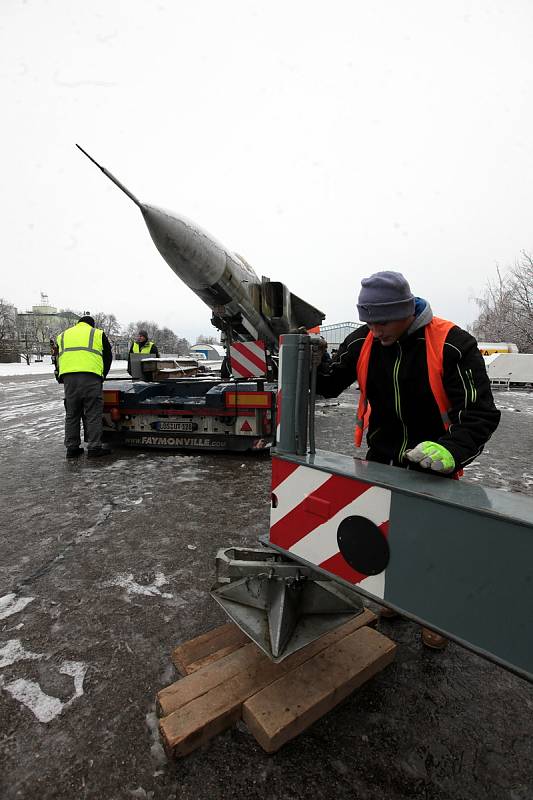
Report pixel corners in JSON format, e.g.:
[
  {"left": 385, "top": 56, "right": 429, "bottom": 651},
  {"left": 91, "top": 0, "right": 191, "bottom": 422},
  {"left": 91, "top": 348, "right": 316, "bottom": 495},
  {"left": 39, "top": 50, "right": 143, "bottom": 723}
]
[{"left": 337, "top": 515, "right": 390, "bottom": 576}]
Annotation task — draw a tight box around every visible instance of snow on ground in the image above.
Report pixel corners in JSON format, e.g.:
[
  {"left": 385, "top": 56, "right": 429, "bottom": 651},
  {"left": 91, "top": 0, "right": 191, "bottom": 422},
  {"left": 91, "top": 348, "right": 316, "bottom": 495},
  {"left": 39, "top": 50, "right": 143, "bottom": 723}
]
[
  {"left": 0, "top": 660, "right": 88, "bottom": 723},
  {"left": 104, "top": 572, "right": 174, "bottom": 599},
  {"left": 0, "top": 360, "right": 128, "bottom": 377},
  {"left": 0, "top": 639, "right": 42, "bottom": 669},
  {"left": 0, "top": 594, "right": 34, "bottom": 621}
]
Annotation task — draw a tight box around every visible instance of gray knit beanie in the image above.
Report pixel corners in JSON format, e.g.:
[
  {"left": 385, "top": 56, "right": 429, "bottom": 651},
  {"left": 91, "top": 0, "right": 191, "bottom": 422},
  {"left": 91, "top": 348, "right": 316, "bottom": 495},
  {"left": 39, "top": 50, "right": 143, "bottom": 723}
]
[{"left": 357, "top": 271, "right": 415, "bottom": 322}]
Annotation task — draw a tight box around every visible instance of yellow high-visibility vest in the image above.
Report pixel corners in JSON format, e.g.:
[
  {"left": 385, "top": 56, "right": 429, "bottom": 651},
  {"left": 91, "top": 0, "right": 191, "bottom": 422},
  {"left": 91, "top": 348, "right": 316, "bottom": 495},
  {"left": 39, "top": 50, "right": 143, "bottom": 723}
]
[
  {"left": 57, "top": 322, "right": 104, "bottom": 377},
  {"left": 132, "top": 341, "right": 155, "bottom": 354}
]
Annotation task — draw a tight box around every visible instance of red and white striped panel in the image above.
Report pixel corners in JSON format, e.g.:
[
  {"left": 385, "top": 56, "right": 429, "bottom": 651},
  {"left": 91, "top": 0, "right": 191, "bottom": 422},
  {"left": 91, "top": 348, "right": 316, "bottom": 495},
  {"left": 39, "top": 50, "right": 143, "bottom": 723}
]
[
  {"left": 270, "top": 457, "right": 391, "bottom": 598},
  {"left": 230, "top": 340, "right": 267, "bottom": 378}
]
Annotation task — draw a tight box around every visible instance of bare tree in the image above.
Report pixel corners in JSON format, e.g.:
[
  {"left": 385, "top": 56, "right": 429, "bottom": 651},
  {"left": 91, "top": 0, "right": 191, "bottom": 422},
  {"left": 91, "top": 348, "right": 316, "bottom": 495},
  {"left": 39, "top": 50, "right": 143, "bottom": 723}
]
[
  {"left": 157, "top": 327, "right": 181, "bottom": 353},
  {"left": 175, "top": 337, "right": 191, "bottom": 355},
  {"left": 0, "top": 298, "right": 17, "bottom": 340},
  {"left": 122, "top": 321, "right": 190, "bottom": 355},
  {"left": 93, "top": 312, "right": 121, "bottom": 338},
  {"left": 123, "top": 320, "right": 160, "bottom": 342},
  {"left": 470, "top": 254, "right": 533, "bottom": 352},
  {"left": 195, "top": 334, "right": 219, "bottom": 344},
  {"left": 0, "top": 299, "right": 19, "bottom": 362},
  {"left": 508, "top": 253, "right": 533, "bottom": 351},
  {"left": 17, "top": 314, "right": 40, "bottom": 365}
]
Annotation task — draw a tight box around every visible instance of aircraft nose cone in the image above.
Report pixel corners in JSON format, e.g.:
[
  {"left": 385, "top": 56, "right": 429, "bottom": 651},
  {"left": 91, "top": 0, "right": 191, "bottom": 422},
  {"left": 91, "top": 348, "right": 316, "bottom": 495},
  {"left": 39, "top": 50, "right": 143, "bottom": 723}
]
[{"left": 141, "top": 204, "right": 226, "bottom": 289}]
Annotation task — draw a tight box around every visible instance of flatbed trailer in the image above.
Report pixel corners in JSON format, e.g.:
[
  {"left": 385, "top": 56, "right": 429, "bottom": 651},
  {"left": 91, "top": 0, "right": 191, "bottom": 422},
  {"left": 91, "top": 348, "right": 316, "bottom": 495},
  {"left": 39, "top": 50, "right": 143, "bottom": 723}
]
[{"left": 102, "top": 377, "right": 276, "bottom": 452}]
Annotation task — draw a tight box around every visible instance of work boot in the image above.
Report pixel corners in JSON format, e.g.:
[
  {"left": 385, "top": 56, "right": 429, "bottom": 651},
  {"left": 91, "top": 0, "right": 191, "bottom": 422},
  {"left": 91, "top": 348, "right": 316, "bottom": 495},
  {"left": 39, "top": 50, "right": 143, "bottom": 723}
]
[
  {"left": 421, "top": 627, "right": 448, "bottom": 650},
  {"left": 66, "top": 447, "right": 84, "bottom": 459},
  {"left": 87, "top": 444, "right": 112, "bottom": 458},
  {"left": 380, "top": 609, "right": 448, "bottom": 650}
]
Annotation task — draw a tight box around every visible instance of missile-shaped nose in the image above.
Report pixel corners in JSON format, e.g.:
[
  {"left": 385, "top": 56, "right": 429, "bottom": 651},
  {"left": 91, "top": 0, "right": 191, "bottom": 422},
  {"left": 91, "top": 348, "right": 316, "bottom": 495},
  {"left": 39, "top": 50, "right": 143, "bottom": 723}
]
[
  {"left": 76, "top": 144, "right": 228, "bottom": 290},
  {"left": 140, "top": 205, "right": 227, "bottom": 290}
]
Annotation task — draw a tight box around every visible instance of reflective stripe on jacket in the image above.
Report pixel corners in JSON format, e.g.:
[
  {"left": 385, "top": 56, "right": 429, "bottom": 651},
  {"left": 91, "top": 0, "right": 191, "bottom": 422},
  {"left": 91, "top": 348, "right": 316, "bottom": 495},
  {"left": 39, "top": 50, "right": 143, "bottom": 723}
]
[
  {"left": 132, "top": 341, "right": 155, "bottom": 354},
  {"left": 57, "top": 322, "right": 104, "bottom": 377},
  {"left": 355, "top": 317, "right": 455, "bottom": 446}
]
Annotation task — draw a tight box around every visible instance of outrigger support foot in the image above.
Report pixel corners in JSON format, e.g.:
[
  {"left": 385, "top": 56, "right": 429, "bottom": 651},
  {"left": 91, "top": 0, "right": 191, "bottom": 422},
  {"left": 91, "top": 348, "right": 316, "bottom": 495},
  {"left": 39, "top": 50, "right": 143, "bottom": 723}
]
[{"left": 211, "top": 547, "right": 364, "bottom": 662}]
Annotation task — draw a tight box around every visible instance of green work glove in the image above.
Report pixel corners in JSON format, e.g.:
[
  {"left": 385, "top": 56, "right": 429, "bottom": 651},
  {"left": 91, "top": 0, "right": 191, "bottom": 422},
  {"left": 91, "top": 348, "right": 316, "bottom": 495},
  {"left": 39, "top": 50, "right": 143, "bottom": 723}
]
[{"left": 404, "top": 441, "right": 455, "bottom": 474}]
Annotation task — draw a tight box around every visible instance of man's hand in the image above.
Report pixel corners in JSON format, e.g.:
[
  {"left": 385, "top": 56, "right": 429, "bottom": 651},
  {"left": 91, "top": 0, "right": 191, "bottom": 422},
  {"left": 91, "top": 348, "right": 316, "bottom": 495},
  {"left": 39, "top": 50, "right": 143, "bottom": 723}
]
[
  {"left": 311, "top": 336, "right": 328, "bottom": 368},
  {"left": 404, "top": 441, "right": 455, "bottom": 473},
  {"left": 288, "top": 329, "right": 328, "bottom": 368}
]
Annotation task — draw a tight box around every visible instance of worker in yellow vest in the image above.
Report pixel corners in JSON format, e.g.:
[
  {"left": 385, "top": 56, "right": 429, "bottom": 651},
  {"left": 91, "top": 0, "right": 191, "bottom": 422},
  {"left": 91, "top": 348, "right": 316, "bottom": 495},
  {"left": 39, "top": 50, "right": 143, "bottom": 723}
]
[
  {"left": 127, "top": 329, "right": 159, "bottom": 374},
  {"left": 56, "top": 315, "right": 112, "bottom": 458},
  {"left": 316, "top": 271, "right": 500, "bottom": 649}
]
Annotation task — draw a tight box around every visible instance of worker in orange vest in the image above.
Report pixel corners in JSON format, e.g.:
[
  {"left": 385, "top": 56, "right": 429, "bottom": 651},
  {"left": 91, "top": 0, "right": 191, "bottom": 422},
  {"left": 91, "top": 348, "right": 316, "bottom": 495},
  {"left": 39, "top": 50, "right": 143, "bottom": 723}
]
[{"left": 316, "top": 271, "right": 501, "bottom": 649}]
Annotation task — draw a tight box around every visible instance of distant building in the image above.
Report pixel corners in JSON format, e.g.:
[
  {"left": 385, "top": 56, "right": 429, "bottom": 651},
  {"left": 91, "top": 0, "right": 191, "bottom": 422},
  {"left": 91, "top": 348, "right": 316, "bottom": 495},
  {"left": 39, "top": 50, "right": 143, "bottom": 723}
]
[
  {"left": 16, "top": 292, "right": 79, "bottom": 360},
  {"left": 320, "top": 328, "right": 521, "bottom": 359},
  {"left": 17, "top": 293, "right": 79, "bottom": 332},
  {"left": 189, "top": 343, "right": 225, "bottom": 361},
  {"left": 486, "top": 353, "right": 533, "bottom": 388},
  {"left": 477, "top": 342, "right": 519, "bottom": 355}
]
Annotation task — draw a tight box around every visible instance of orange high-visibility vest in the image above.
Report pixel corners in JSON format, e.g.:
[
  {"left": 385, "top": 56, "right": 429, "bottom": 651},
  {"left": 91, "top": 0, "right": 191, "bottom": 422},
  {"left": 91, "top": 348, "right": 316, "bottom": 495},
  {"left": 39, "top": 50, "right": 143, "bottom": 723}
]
[{"left": 355, "top": 317, "right": 455, "bottom": 447}]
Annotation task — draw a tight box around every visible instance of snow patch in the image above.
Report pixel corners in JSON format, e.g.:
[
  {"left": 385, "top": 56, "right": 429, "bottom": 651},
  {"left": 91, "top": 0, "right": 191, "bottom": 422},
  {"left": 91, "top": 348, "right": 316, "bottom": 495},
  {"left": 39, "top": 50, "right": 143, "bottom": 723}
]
[
  {"left": 0, "top": 360, "right": 128, "bottom": 377},
  {"left": 172, "top": 468, "right": 203, "bottom": 483},
  {"left": 0, "top": 639, "right": 43, "bottom": 668},
  {"left": 1, "top": 678, "right": 64, "bottom": 722},
  {"left": 105, "top": 572, "right": 173, "bottom": 599},
  {"left": 0, "top": 660, "right": 88, "bottom": 723},
  {"left": 114, "top": 496, "right": 144, "bottom": 506},
  {"left": 0, "top": 593, "right": 34, "bottom": 620},
  {"left": 128, "top": 788, "right": 154, "bottom": 799},
  {"left": 145, "top": 709, "right": 167, "bottom": 766},
  {"left": 61, "top": 660, "right": 88, "bottom": 705}
]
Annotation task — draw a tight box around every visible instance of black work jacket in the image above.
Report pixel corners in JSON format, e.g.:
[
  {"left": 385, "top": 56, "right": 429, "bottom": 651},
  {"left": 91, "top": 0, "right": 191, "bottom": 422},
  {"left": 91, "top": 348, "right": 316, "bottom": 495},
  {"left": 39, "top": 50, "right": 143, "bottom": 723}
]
[{"left": 316, "top": 321, "right": 500, "bottom": 471}]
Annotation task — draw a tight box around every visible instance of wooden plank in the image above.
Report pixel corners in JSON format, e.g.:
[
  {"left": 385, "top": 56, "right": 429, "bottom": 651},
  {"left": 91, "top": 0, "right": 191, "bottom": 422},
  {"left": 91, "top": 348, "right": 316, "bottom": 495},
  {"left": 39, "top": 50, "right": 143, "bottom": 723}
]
[
  {"left": 171, "top": 623, "right": 249, "bottom": 676},
  {"left": 158, "top": 642, "right": 256, "bottom": 717},
  {"left": 158, "top": 609, "right": 376, "bottom": 757},
  {"left": 242, "top": 625, "right": 396, "bottom": 753},
  {"left": 158, "top": 609, "right": 375, "bottom": 717},
  {"left": 185, "top": 644, "right": 249, "bottom": 675}
]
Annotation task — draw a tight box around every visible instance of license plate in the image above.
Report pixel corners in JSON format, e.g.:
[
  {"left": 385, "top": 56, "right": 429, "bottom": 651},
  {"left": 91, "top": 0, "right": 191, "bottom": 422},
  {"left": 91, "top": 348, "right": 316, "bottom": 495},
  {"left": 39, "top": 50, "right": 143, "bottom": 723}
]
[{"left": 154, "top": 421, "right": 194, "bottom": 432}]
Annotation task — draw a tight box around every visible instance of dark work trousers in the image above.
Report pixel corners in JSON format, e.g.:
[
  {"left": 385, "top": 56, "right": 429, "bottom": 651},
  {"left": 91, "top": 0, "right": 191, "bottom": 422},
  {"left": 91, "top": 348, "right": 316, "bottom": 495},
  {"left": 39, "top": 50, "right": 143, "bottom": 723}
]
[{"left": 63, "top": 373, "right": 103, "bottom": 450}]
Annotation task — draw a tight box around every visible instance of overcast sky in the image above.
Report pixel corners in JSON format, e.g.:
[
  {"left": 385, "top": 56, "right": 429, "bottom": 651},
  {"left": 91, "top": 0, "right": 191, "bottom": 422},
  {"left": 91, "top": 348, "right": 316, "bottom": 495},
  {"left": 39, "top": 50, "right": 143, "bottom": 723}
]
[{"left": 2, "top": 0, "right": 532, "bottom": 341}]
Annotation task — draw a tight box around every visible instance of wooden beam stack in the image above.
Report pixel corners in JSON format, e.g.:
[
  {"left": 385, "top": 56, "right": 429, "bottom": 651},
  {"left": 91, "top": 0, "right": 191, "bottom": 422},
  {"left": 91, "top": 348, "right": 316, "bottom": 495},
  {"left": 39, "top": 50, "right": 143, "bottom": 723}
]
[{"left": 157, "top": 609, "right": 395, "bottom": 757}]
